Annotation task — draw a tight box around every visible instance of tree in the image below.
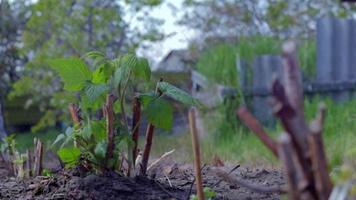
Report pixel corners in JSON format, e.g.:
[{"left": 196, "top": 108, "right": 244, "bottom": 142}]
[
  {"left": 179, "top": 0, "right": 356, "bottom": 42},
  {"left": 0, "top": 0, "right": 28, "bottom": 138},
  {"left": 9, "top": 0, "right": 165, "bottom": 132}
]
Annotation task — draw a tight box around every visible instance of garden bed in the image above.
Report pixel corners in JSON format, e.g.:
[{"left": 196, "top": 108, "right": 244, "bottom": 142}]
[{"left": 0, "top": 163, "right": 284, "bottom": 200}]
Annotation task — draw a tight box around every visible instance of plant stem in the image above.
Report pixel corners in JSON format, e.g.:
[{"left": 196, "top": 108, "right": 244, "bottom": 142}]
[
  {"left": 132, "top": 96, "right": 141, "bottom": 166},
  {"left": 140, "top": 78, "right": 163, "bottom": 175},
  {"left": 104, "top": 94, "right": 115, "bottom": 169},
  {"left": 188, "top": 107, "right": 204, "bottom": 200},
  {"left": 140, "top": 124, "right": 154, "bottom": 175}
]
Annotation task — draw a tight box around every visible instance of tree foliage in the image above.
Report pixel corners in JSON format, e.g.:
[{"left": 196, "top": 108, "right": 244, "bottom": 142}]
[
  {"left": 180, "top": 0, "right": 356, "bottom": 41},
  {"left": 8, "top": 0, "right": 165, "bottom": 131}
]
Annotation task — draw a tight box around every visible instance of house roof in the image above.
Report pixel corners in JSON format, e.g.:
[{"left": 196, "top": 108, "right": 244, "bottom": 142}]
[{"left": 155, "top": 49, "right": 197, "bottom": 72}]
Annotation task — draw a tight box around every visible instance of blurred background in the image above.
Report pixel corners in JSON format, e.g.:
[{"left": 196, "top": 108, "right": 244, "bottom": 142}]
[{"left": 0, "top": 0, "right": 356, "bottom": 180}]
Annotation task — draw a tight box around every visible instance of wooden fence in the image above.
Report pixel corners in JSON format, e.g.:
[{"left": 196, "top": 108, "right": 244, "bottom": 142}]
[{"left": 223, "top": 18, "right": 356, "bottom": 125}]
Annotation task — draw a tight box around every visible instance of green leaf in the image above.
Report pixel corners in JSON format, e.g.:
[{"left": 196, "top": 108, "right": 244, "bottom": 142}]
[
  {"left": 113, "top": 65, "right": 129, "bottom": 88},
  {"left": 84, "top": 82, "right": 109, "bottom": 103},
  {"left": 80, "top": 92, "right": 105, "bottom": 111},
  {"left": 82, "top": 122, "right": 92, "bottom": 141},
  {"left": 57, "top": 147, "right": 81, "bottom": 167},
  {"left": 48, "top": 58, "right": 92, "bottom": 91},
  {"left": 52, "top": 133, "right": 65, "bottom": 147},
  {"left": 94, "top": 140, "right": 107, "bottom": 160},
  {"left": 91, "top": 120, "right": 106, "bottom": 140},
  {"left": 83, "top": 51, "right": 108, "bottom": 67},
  {"left": 121, "top": 53, "right": 138, "bottom": 68},
  {"left": 144, "top": 98, "right": 173, "bottom": 130},
  {"left": 138, "top": 92, "right": 158, "bottom": 107},
  {"left": 158, "top": 82, "right": 202, "bottom": 107},
  {"left": 203, "top": 187, "right": 217, "bottom": 200},
  {"left": 133, "top": 57, "right": 151, "bottom": 81},
  {"left": 92, "top": 63, "right": 114, "bottom": 84}
]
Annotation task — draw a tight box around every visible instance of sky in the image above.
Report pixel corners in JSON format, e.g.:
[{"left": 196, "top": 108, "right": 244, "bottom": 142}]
[{"left": 136, "top": 0, "right": 195, "bottom": 67}]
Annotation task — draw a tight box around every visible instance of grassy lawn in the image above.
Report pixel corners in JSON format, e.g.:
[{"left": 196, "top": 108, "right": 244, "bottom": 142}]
[
  {"left": 10, "top": 98, "right": 356, "bottom": 173},
  {"left": 148, "top": 98, "right": 356, "bottom": 171}
]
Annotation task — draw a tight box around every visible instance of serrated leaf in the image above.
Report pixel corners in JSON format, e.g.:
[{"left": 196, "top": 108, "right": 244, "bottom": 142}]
[
  {"left": 92, "top": 63, "right": 113, "bottom": 84},
  {"left": 48, "top": 58, "right": 92, "bottom": 91},
  {"left": 84, "top": 82, "right": 109, "bottom": 103},
  {"left": 57, "top": 147, "right": 81, "bottom": 168},
  {"left": 83, "top": 51, "right": 108, "bottom": 67},
  {"left": 144, "top": 98, "right": 173, "bottom": 130},
  {"left": 80, "top": 92, "right": 105, "bottom": 111},
  {"left": 158, "top": 82, "right": 202, "bottom": 107},
  {"left": 113, "top": 65, "right": 129, "bottom": 87},
  {"left": 121, "top": 53, "right": 138, "bottom": 68},
  {"left": 133, "top": 57, "right": 151, "bottom": 81},
  {"left": 137, "top": 92, "right": 158, "bottom": 107}
]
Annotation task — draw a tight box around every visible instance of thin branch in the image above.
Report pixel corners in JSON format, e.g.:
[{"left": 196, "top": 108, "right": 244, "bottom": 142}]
[
  {"left": 236, "top": 106, "right": 278, "bottom": 157},
  {"left": 308, "top": 104, "right": 332, "bottom": 200},
  {"left": 214, "top": 169, "right": 286, "bottom": 193},
  {"left": 147, "top": 149, "right": 175, "bottom": 171},
  {"left": 212, "top": 164, "right": 240, "bottom": 188},
  {"left": 188, "top": 107, "right": 204, "bottom": 200},
  {"left": 33, "top": 139, "right": 43, "bottom": 177}
]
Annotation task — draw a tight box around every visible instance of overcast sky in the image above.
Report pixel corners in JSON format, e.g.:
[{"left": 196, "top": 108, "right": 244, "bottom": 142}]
[{"left": 136, "top": 0, "right": 195, "bottom": 66}]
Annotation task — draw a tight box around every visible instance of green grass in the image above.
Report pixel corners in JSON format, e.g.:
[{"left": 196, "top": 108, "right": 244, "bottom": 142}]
[
  {"left": 10, "top": 97, "right": 356, "bottom": 171},
  {"left": 149, "top": 97, "right": 356, "bottom": 170},
  {"left": 12, "top": 129, "right": 60, "bottom": 152}
]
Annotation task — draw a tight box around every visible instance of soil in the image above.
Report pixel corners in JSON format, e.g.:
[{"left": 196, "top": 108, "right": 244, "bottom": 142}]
[{"left": 0, "top": 162, "right": 285, "bottom": 200}]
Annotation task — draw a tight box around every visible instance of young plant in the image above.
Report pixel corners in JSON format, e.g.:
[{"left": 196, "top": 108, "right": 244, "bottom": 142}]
[{"left": 49, "top": 51, "right": 201, "bottom": 174}]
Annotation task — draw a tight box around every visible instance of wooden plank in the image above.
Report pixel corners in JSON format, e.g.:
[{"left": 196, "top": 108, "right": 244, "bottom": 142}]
[
  {"left": 332, "top": 19, "right": 351, "bottom": 101},
  {"left": 316, "top": 18, "right": 333, "bottom": 84},
  {"left": 350, "top": 20, "right": 356, "bottom": 98}
]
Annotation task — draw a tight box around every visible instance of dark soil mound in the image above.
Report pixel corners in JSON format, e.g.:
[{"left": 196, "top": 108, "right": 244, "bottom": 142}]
[
  {"left": 0, "top": 170, "right": 187, "bottom": 200},
  {"left": 0, "top": 164, "right": 285, "bottom": 200}
]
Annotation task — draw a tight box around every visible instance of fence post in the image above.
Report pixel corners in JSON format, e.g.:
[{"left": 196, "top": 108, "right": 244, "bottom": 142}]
[
  {"left": 317, "top": 17, "right": 356, "bottom": 101},
  {"left": 350, "top": 20, "right": 356, "bottom": 98},
  {"left": 316, "top": 18, "right": 333, "bottom": 95},
  {"left": 333, "top": 19, "right": 351, "bottom": 101},
  {"left": 252, "top": 55, "right": 282, "bottom": 126}
]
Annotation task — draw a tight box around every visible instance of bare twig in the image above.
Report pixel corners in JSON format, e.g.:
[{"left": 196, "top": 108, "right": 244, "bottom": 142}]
[
  {"left": 278, "top": 133, "right": 300, "bottom": 200},
  {"left": 189, "top": 107, "right": 204, "bottom": 200},
  {"left": 68, "top": 103, "right": 81, "bottom": 126},
  {"left": 147, "top": 149, "right": 175, "bottom": 171},
  {"left": 25, "top": 150, "right": 32, "bottom": 178},
  {"left": 212, "top": 164, "right": 240, "bottom": 188},
  {"left": 68, "top": 103, "right": 81, "bottom": 147},
  {"left": 214, "top": 169, "right": 286, "bottom": 193},
  {"left": 308, "top": 104, "right": 332, "bottom": 200},
  {"left": 236, "top": 107, "right": 278, "bottom": 157},
  {"left": 187, "top": 164, "right": 208, "bottom": 200},
  {"left": 33, "top": 139, "right": 43, "bottom": 176}
]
